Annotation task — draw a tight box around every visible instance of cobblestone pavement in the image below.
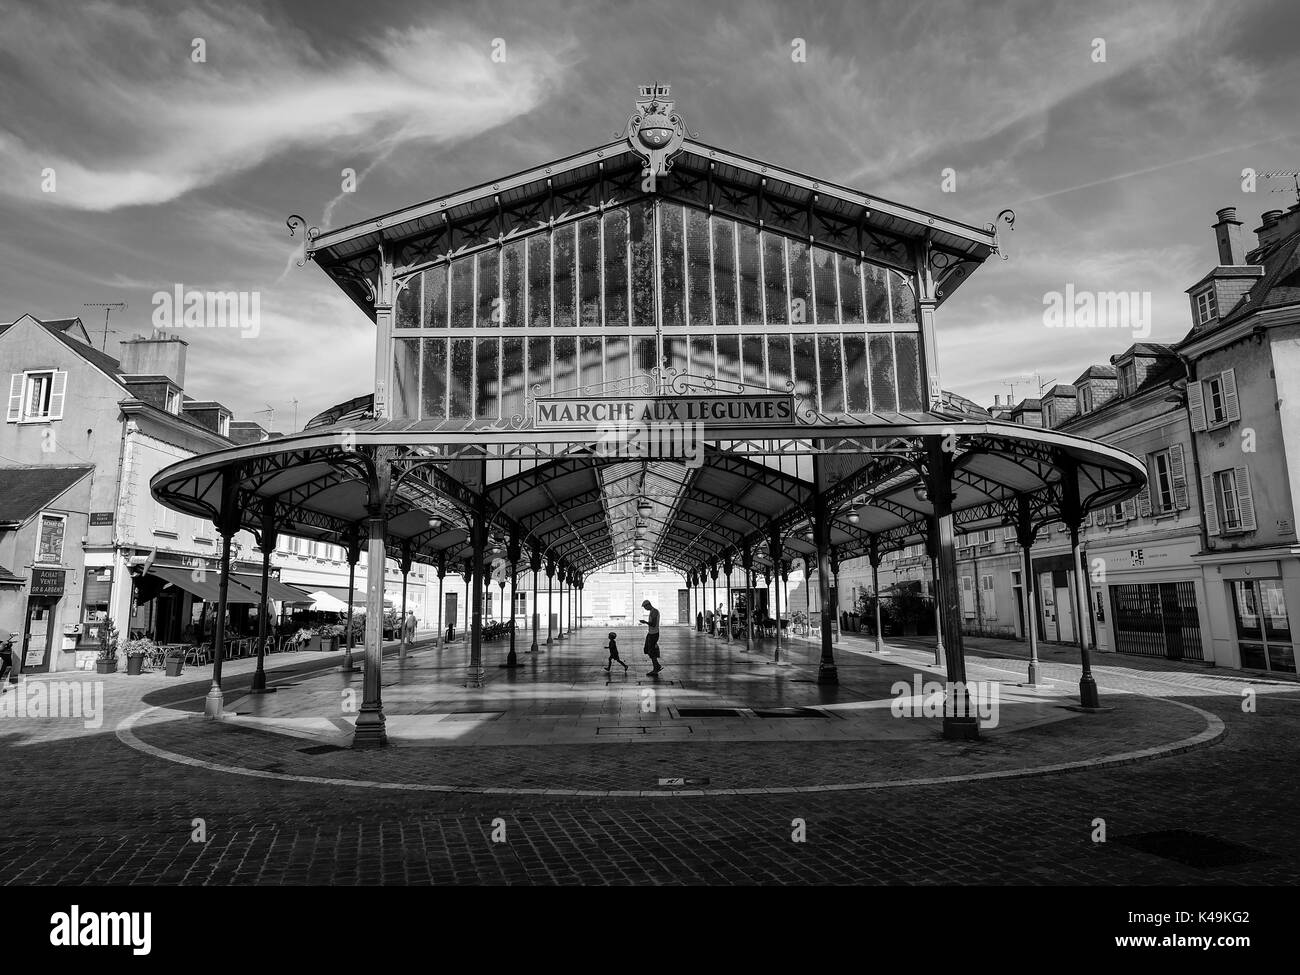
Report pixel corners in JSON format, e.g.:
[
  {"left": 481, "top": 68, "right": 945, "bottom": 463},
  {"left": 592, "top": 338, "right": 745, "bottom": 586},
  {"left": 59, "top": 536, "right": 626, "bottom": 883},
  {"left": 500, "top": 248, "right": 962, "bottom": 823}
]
[{"left": 2, "top": 628, "right": 1298, "bottom": 885}]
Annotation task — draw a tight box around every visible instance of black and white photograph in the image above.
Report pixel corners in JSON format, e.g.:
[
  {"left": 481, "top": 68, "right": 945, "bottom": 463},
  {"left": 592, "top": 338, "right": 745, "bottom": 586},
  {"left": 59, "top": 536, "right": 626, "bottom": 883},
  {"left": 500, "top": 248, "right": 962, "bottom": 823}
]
[{"left": 0, "top": 0, "right": 1295, "bottom": 949}]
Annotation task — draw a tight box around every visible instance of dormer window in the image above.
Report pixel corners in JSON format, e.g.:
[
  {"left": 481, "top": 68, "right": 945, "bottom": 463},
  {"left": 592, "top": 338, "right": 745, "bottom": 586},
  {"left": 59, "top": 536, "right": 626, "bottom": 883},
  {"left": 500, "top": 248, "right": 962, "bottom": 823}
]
[
  {"left": 1195, "top": 288, "right": 1217, "bottom": 326},
  {"left": 1079, "top": 386, "right": 1093, "bottom": 413},
  {"left": 218, "top": 414, "right": 230, "bottom": 437},
  {"left": 165, "top": 388, "right": 181, "bottom": 414},
  {"left": 1118, "top": 361, "right": 1136, "bottom": 396}
]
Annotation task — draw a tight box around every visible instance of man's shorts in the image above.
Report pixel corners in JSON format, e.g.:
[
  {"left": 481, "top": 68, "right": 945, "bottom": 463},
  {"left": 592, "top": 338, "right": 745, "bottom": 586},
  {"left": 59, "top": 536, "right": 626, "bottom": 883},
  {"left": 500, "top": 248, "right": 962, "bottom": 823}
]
[{"left": 644, "top": 634, "right": 660, "bottom": 658}]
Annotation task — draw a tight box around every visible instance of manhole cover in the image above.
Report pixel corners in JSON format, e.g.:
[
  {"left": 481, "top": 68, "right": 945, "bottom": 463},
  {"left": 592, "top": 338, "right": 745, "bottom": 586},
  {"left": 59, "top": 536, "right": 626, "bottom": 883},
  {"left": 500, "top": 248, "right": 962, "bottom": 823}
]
[
  {"left": 299, "top": 744, "right": 347, "bottom": 755},
  {"left": 1113, "top": 829, "right": 1264, "bottom": 869}
]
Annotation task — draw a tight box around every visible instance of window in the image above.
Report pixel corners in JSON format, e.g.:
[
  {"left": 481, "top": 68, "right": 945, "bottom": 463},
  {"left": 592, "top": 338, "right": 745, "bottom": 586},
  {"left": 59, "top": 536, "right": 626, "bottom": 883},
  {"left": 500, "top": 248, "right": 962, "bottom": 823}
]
[
  {"left": 1230, "top": 579, "right": 1294, "bottom": 673},
  {"left": 1079, "top": 386, "right": 1093, "bottom": 413},
  {"left": 36, "top": 513, "right": 66, "bottom": 564},
  {"left": 165, "top": 388, "right": 181, "bottom": 414},
  {"left": 1189, "top": 369, "right": 1238, "bottom": 431},
  {"left": 1195, "top": 288, "right": 1217, "bottom": 326},
  {"left": 1118, "top": 362, "right": 1136, "bottom": 396},
  {"left": 1211, "top": 469, "right": 1250, "bottom": 533},
  {"left": 1110, "top": 501, "right": 1127, "bottom": 522},
  {"left": 153, "top": 497, "right": 177, "bottom": 536},
  {"left": 218, "top": 413, "right": 231, "bottom": 437},
  {"left": 1150, "top": 449, "right": 1174, "bottom": 512},
  {"left": 7, "top": 370, "right": 68, "bottom": 422}
]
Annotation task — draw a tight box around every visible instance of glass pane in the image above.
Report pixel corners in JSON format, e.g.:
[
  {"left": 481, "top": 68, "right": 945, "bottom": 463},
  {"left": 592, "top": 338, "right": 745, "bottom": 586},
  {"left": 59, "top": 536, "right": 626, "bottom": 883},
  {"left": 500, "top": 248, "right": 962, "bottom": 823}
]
[
  {"left": 450, "top": 255, "right": 475, "bottom": 327},
  {"left": 665, "top": 335, "right": 687, "bottom": 375},
  {"left": 578, "top": 216, "right": 600, "bottom": 327},
  {"left": 553, "top": 335, "right": 577, "bottom": 391},
  {"left": 424, "top": 265, "right": 448, "bottom": 328},
  {"left": 742, "top": 335, "right": 766, "bottom": 388},
  {"left": 634, "top": 336, "right": 658, "bottom": 382},
  {"left": 716, "top": 335, "right": 741, "bottom": 386},
  {"left": 793, "top": 334, "right": 817, "bottom": 408},
  {"left": 890, "top": 272, "right": 917, "bottom": 322},
  {"left": 603, "top": 210, "right": 629, "bottom": 327},
  {"left": 476, "top": 249, "right": 499, "bottom": 326},
  {"left": 606, "top": 334, "right": 630, "bottom": 384},
  {"left": 712, "top": 218, "right": 737, "bottom": 327},
  {"left": 501, "top": 337, "right": 525, "bottom": 421},
  {"left": 843, "top": 334, "right": 869, "bottom": 411},
  {"left": 475, "top": 338, "right": 499, "bottom": 419},
  {"left": 869, "top": 332, "right": 897, "bottom": 411},
  {"left": 501, "top": 240, "right": 524, "bottom": 327},
  {"left": 449, "top": 338, "right": 474, "bottom": 417},
  {"left": 686, "top": 207, "right": 712, "bottom": 328},
  {"left": 838, "top": 254, "right": 863, "bottom": 324},
  {"left": 553, "top": 223, "right": 576, "bottom": 327},
  {"left": 691, "top": 334, "right": 715, "bottom": 377},
  {"left": 421, "top": 337, "right": 448, "bottom": 419},
  {"left": 811, "top": 247, "right": 838, "bottom": 324},
  {"left": 894, "top": 332, "right": 922, "bottom": 411},
  {"left": 527, "top": 336, "right": 552, "bottom": 395},
  {"left": 766, "top": 334, "right": 791, "bottom": 391},
  {"left": 629, "top": 201, "right": 655, "bottom": 328},
  {"left": 817, "top": 334, "right": 844, "bottom": 412},
  {"left": 659, "top": 203, "right": 686, "bottom": 328},
  {"left": 527, "top": 234, "right": 550, "bottom": 327},
  {"left": 788, "top": 240, "right": 812, "bottom": 326},
  {"left": 392, "top": 338, "right": 420, "bottom": 419},
  {"left": 396, "top": 273, "right": 421, "bottom": 329},
  {"left": 738, "top": 223, "right": 763, "bottom": 325},
  {"left": 763, "top": 233, "right": 788, "bottom": 325},
  {"left": 863, "top": 263, "right": 890, "bottom": 323},
  {"left": 581, "top": 335, "right": 602, "bottom": 390},
  {"left": 1260, "top": 580, "right": 1290, "bottom": 640}
]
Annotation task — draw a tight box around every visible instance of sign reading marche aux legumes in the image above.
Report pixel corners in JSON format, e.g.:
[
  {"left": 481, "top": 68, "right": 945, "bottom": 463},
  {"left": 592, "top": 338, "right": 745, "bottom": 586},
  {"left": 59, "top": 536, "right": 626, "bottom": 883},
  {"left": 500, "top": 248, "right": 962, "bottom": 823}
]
[{"left": 534, "top": 394, "right": 795, "bottom": 429}]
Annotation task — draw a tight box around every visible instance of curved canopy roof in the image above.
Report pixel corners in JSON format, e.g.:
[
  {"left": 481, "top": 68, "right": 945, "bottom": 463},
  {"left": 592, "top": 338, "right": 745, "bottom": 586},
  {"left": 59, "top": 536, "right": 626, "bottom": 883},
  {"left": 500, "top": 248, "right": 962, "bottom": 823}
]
[{"left": 152, "top": 408, "right": 1144, "bottom": 580}]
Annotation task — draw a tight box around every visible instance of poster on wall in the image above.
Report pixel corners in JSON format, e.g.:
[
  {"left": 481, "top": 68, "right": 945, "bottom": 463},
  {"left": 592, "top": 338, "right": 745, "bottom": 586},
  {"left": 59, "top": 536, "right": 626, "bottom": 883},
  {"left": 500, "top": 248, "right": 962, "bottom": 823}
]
[{"left": 37, "top": 514, "right": 65, "bottom": 564}]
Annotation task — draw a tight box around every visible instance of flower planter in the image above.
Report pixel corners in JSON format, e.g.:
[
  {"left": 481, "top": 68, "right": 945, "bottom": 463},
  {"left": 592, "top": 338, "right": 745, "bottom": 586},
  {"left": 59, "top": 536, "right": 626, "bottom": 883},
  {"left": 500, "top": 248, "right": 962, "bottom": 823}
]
[
  {"left": 165, "top": 659, "right": 184, "bottom": 677},
  {"left": 95, "top": 659, "right": 117, "bottom": 675},
  {"left": 126, "top": 656, "right": 144, "bottom": 676}
]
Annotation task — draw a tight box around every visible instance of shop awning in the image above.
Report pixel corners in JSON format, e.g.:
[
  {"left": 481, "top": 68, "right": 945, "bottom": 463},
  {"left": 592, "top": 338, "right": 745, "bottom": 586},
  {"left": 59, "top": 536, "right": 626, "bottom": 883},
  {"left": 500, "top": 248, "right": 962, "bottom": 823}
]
[
  {"left": 232, "top": 573, "right": 315, "bottom": 605},
  {"left": 139, "top": 566, "right": 260, "bottom": 605},
  {"left": 305, "top": 590, "right": 349, "bottom": 613}
]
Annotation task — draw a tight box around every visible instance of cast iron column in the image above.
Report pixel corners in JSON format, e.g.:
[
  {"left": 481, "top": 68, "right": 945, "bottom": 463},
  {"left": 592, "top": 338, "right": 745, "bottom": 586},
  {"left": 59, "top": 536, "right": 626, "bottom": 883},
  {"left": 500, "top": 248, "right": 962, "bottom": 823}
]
[
  {"left": 926, "top": 437, "right": 977, "bottom": 739},
  {"left": 767, "top": 526, "right": 782, "bottom": 662},
  {"left": 204, "top": 466, "right": 240, "bottom": 719},
  {"left": 739, "top": 547, "right": 752, "bottom": 652},
  {"left": 354, "top": 466, "right": 389, "bottom": 748},
  {"left": 829, "top": 546, "right": 841, "bottom": 647},
  {"left": 505, "top": 535, "right": 521, "bottom": 667},
  {"left": 722, "top": 554, "right": 733, "bottom": 643},
  {"left": 466, "top": 497, "right": 486, "bottom": 688},
  {"left": 812, "top": 494, "right": 838, "bottom": 684},
  {"left": 251, "top": 499, "right": 277, "bottom": 693},
  {"left": 926, "top": 520, "right": 944, "bottom": 666},
  {"left": 1061, "top": 465, "right": 1100, "bottom": 707},
  {"left": 529, "top": 550, "right": 541, "bottom": 652},
  {"left": 868, "top": 536, "right": 883, "bottom": 654},
  {"left": 342, "top": 526, "right": 361, "bottom": 673},
  {"left": 545, "top": 557, "right": 555, "bottom": 648},
  {"left": 1016, "top": 495, "right": 1041, "bottom": 687},
  {"left": 398, "top": 541, "right": 412, "bottom": 665},
  {"left": 435, "top": 555, "right": 445, "bottom": 651}
]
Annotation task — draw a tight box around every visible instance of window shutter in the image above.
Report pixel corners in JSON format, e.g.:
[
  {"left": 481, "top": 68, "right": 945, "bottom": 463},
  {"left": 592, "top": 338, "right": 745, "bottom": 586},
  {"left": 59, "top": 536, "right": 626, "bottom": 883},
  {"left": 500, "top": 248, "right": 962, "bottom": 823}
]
[
  {"left": 1187, "top": 379, "right": 1207, "bottom": 431},
  {"left": 1096, "top": 506, "right": 1108, "bottom": 526},
  {"left": 1202, "top": 474, "right": 1219, "bottom": 536},
  {"left": 1136, "top": 459, "right": 1152, "bottom": 517},
  {"left": 6, "top": 374, "right": 22, "bottom": 422},
  {"left": 47, "top": 370, "right": 67, "bottom": 420},
  {"left": 1123, "top": 498, "right": 1137, "bottom": 520},
  {"left": 980, "top": 575, "right": 996, "bottom": 618},
  {"left": 1222, "top": 369, "right": 1240, "bottom": 423},
  {"left": 960, "top": 575, "right": 975, "bottom": 616},
  {"left": 1235, "top": 466, "right": 1256, "bottom": 531},
  {"left": 1169, "top": 443, "right": 1188, "bottom": 510}
]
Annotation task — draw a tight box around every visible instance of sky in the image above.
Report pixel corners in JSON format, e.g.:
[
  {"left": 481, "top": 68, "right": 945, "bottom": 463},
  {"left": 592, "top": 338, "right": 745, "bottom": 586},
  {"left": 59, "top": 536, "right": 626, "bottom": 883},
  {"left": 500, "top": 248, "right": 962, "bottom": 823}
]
[{"left": 1, "top": 0, "right": 1298, "bottom": 428}]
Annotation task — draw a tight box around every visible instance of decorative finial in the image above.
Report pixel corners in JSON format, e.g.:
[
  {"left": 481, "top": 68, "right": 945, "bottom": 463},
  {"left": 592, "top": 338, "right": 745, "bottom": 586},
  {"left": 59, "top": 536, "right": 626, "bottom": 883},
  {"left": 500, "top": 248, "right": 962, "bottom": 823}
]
[{"left": 624, "top": 82, "right": 687, "bottom": 178}]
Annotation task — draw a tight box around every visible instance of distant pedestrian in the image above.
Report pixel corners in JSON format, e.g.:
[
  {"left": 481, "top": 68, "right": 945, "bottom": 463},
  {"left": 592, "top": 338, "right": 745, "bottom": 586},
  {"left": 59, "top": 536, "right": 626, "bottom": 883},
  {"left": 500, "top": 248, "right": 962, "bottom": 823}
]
[
  {"left": 601, "top": 631, "right": 628, "bottom": 673},
  {"left": 640, "top": 600, "right": 662, "bottom": 676},
  {"left": 400, "top": 610, "right": 417, "bottom": 661},
  {"left": 0, "top": 628, "right": 14, "bottom": 691}
]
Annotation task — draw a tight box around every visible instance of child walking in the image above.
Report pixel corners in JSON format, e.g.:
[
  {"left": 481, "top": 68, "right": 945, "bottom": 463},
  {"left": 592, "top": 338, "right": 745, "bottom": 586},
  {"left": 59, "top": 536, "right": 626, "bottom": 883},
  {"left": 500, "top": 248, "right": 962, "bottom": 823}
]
[{"left": 602, "top": 631, "right": 628, "bottom": 673}]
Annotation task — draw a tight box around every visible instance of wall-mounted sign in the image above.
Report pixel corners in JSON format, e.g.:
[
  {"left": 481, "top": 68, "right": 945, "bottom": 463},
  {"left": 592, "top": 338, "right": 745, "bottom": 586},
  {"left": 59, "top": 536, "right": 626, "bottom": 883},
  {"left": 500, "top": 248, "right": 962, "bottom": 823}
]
[
  {"left": 89, "top": 512, "right": 114, "bottom": 526},
  {"left": 37, "top": 514, "right": 65, "bottom": 564},
  {"left": 535, "top": 394, "right": 795, "bottom": 429},
  {"left": 30, "top": 567, "right": 66, "bottom": 597}
]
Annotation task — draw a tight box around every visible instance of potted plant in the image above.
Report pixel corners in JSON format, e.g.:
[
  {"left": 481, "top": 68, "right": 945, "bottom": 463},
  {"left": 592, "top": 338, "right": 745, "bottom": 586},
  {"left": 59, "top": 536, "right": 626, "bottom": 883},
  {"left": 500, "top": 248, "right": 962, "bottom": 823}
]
[
  {"left": 95, "top": 620, "right": 120, "bottom": 674},
  {"left": 164, "top": 645, "right": 185, "bottom": 677},
  {"left": 123, "top": 637, "right": 153, "bottom": 676}
]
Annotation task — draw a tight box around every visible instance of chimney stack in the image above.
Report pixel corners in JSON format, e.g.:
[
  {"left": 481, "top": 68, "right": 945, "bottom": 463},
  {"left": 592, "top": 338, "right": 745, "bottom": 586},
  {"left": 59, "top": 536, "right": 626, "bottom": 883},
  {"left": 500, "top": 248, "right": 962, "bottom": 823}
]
[
  {"left": 1213, "top": 207, "right": 1245, "bottom": 265},
  {"left": 119, "top": 331, "right": 188, "bottom": 388},
  {"left": 1254, "top": 206, "right": 1300, "bottom": 251}
]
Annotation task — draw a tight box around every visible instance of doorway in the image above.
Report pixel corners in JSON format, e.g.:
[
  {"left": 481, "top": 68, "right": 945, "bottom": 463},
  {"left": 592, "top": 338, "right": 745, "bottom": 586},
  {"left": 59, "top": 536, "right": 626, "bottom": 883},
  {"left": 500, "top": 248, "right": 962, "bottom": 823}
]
[{"left": 22, "top": 598, "right": 57, "bottom": 673}]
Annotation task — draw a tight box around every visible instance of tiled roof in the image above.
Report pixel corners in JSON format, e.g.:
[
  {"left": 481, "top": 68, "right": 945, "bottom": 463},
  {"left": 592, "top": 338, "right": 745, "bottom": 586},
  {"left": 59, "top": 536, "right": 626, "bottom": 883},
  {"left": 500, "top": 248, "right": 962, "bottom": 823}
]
[
  {"left": 0, "top": 466, "right": 93, "bottom": 524},
  {"left": 1074, "top": 364, "right": 1117, "bottom": 382},
  {"left": 1222, "top": 230, "right": 1300, "bottom": 325}
]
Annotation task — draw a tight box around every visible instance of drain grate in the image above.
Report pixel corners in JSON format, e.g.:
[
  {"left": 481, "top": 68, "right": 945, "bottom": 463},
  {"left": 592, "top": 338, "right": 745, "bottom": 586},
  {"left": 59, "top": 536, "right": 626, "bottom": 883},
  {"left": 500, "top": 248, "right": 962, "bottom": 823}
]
[
  {"left": 1113, "top": 829, "right": 1264, "bottom": 869},
  {"left": 676, "top": 707, "right": 745, "bottom": 718},
  {"left": 752, "top": 707, "right": 835, "bottom": 718},
  {"left": 299, "top": 744, "right": 347, "bottom": 755}
]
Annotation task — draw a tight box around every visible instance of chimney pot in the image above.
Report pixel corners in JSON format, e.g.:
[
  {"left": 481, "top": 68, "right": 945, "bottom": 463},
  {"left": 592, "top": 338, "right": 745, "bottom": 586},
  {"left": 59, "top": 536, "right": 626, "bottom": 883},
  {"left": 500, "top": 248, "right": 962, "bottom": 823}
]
[
  {"left": 1263, "top": 209, "right": 1284, "bottom": 226},
  {"left": 1216, "top": 206, "right": 1238, "bottom": 222}
]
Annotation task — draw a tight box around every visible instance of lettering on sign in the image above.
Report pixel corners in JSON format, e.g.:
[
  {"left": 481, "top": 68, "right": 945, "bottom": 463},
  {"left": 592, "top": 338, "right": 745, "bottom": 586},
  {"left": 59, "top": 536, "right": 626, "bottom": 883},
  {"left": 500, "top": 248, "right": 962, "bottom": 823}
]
[{"left": 535, "top": 395, "right": 794, "bottom": 429}]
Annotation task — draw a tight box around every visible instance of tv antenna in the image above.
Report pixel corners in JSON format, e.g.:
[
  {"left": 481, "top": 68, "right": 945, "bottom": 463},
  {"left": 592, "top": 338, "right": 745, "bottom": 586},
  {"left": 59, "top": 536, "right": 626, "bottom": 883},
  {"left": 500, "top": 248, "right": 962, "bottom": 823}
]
[
  {"left": 254, "top": 403, "right": 276, "bottom": 429},
  {"left": 83, "top": 301, "right": 127, "bottom": 351}
]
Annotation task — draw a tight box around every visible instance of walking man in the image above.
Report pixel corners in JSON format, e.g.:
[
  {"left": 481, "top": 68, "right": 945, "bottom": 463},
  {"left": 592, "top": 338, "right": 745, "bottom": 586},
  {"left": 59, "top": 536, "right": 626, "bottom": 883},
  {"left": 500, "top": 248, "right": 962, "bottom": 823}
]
[
  {"left": 400, "top": 610, "right": 417, "bottom": 662},
  {"left": 639, "top": 599, "right": 662, "bottom": 676}
]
